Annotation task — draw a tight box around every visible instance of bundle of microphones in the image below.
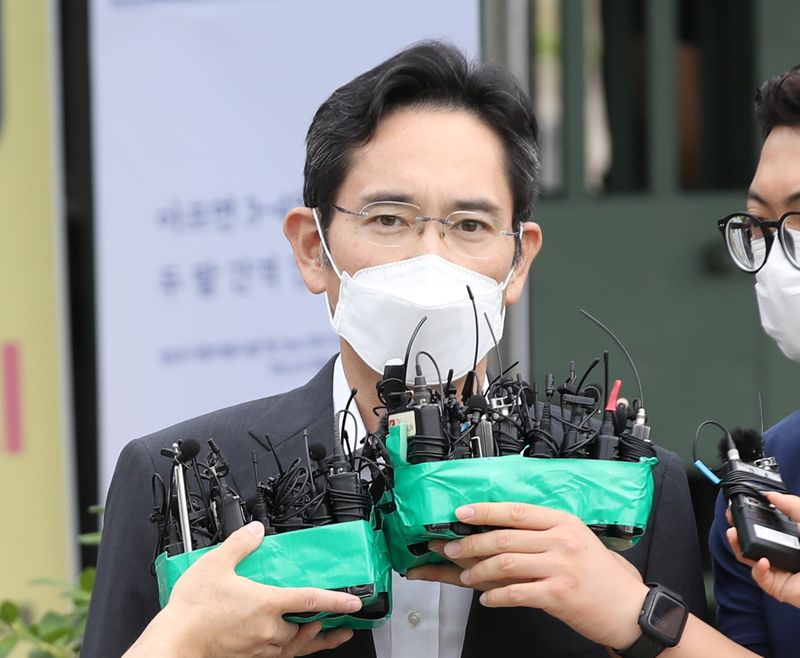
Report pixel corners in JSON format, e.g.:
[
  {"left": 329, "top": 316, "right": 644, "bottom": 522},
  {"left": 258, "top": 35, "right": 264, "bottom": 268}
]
[
  {"left": 362, "top": 350, "right": 657, "bottom": 477},
  {"left": 150, "top": 426, "right": 374, "bottom": 561}
]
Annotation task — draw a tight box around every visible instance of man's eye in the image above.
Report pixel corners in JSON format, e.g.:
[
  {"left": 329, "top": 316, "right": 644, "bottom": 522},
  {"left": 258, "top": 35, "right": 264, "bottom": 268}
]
[
  {"left": 453, "top": 218, "right": 490, "bottom": 233},
  {"left": 368, "top": 214, "right": 405, "bottom": 228}
]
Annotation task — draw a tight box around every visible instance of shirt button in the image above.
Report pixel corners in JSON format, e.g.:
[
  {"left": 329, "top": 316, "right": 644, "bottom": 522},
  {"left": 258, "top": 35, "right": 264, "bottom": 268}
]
[{"left": 407, "top": 610, "right": 422, "bottom": 626}]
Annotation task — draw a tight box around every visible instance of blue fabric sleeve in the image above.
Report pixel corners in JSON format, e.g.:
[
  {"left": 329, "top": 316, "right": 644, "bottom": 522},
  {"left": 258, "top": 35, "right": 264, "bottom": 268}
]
[{"left": 709, "top": 490, "right": 771, "bottom": 656}]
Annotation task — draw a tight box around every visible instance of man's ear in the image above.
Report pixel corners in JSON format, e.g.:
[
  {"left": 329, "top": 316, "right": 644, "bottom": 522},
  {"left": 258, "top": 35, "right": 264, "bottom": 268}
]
[
  {"left": 504, "top": 221, "right": 542, "bottom": 306},
  {"left": 283, "top": 207, "right": 329, "bottom": 294}
]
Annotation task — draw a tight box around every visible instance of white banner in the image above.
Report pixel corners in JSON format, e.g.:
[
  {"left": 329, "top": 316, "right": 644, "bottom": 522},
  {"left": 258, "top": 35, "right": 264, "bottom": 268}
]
[{"left": 90, "top": 0, "right": 479, "bottom": 494}]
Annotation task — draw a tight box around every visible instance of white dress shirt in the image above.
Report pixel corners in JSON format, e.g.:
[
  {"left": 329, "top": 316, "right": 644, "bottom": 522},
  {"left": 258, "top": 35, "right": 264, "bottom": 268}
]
[{"left": 333, "top": 355, "right": 473, "bottom": 658}]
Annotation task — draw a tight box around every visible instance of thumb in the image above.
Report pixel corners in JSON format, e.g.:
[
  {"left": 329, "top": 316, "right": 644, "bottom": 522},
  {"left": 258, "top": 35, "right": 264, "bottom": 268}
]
[
  {"left": 209, "top": 521, "right": 265, "bottom": 569},
  {"left": 766, "top": 492, "right": 800, "bottom": 524}
]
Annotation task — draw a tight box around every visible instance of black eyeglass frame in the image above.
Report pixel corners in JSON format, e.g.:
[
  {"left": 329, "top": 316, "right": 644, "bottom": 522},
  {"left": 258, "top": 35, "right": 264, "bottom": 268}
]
[{"left": 716, "top": 211, "right": 800, "bottom": 273}]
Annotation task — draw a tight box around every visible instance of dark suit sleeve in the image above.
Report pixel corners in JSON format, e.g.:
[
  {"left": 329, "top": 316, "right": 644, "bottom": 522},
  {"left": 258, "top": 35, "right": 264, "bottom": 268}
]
[
  {"left": 709, "top": 490, "right": 771, "bottom": 655},
  {"left": 82, "top": 439, "right": 163, "bottom": 658},
  {"left": 639, "top": 451, "right": 707, "bottom": 619}
]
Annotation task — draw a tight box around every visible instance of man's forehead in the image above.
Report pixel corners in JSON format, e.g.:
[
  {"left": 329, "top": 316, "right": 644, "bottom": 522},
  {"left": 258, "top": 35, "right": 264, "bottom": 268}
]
[
  {"left": 337, "top": 109, "right": 514, "bottom": 214},
  {"left": 748, "top": 127, "right": 800, "bottom": 212}
]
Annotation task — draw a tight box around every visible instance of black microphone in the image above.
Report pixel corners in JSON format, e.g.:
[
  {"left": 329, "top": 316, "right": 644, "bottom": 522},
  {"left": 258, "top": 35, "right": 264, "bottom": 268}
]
[
  {"left": 406, "top": 365, "right": 448, "bottom": 464},
  {"left": 466, "top": 394, "right": 494, "bottom": 457},
  {"left": 206, "top": 439, "right": 247, "bottom": 539},
  {"left": 379, "top": 358, "right": 408, "bottom": 414},
  {"left": 308, "top": 442, "right": 328, "bottom": 469},
  {"left": 304, "top": 434, "right": 331, "bottom": 525},
  {"left": 176, "top": 438, "right": 200, "bottom": 464}
]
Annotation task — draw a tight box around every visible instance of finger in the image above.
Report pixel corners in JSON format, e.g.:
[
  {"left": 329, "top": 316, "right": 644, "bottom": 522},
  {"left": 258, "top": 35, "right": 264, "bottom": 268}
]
[
  {"left": 443, "top": 528, "right": 547, "bottom": 560},
  {"left": 750, "top": 557, "right": 782, "bottom": 600},
  {"left": 295, "top": 627, "right": 355, "bottom": 655},
  {"left": 205, "top": 521, "right": 264, "bottom": 569},
  {"left": 279, "top": 620, "right": 321, "bottom": 657},
  {"left": 407, "top": 564, "right": 468, "bottom": 588},
  {"left": 478, "top": 581, "right": 546, "bottom": 609},
  {"left": 460, "top": 552, "right": 544, "bottom": 587},
  {"left": 455, "top": 502, "right": 568, "bottom": 530},
  {"left": 276, "top": 587, "right": 363, "bottom": 615},
  {"left": 726, "top": 527, "right": 756, "bottom": 567},
  {"left": 725, "top": 507, "right": 733, "bottom": 527},
  {"left": 765, "top": 492, "right": 800, "bottom": 524},
  {"left": 264, "top": 618, "right": 303, "bottom": 654},
  {"left": 428, "top": 540, "right": 482, "bottom": 572}
]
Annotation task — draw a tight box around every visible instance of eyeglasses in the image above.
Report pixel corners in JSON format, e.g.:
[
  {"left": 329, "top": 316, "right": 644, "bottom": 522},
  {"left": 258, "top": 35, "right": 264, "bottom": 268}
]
[
  {"left": 717, "top": 211, "right": 800, "bottom": 272},
  {"left": 329, "top": 201, "right": 520, "bottom": 261}
]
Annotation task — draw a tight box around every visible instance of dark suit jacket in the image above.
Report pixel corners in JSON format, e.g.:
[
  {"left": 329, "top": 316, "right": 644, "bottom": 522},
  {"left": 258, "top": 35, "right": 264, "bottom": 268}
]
[{"left": 83, "top": 356, "right": 706, "bottom": 657}]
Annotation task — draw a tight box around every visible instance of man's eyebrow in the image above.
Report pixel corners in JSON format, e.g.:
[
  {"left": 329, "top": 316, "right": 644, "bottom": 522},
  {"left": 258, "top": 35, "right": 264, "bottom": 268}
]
[
  {"left": 359, "top": 191, "right": 417, "bottom": 205},
  {"left": 451, "top": 198, "right": 503, "bottom": 214},
  {"left": 785, "top": 189, "right": 800, "bottom": 207},
  {"left": 747, "top": 188, "right": 770, "bottom": 208},
  {"left": 747, "top": 187, "right": 772, "bottom": 212},
  {"left": 356, "top": 192, "right": 503, "bottom": 215},
  {"left": 746, "top": 187, "right": 800, "bottom": 211}
]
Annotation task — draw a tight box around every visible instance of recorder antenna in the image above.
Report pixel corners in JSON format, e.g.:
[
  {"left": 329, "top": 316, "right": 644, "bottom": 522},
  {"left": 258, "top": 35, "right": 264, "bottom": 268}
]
[{"left": 580, "top": 309, "right": 644, "bottom": 406}]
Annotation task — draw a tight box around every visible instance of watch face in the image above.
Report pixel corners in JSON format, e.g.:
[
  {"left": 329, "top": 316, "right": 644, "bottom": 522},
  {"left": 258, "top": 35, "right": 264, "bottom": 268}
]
[{"left": 648, "top": 591, "right": 686, "bottom": 642}]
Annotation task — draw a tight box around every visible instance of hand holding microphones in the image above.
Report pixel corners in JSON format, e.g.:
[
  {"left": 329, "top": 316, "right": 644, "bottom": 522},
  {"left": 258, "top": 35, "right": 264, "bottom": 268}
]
[
  {"left": 124, "top": 521, "right": 361, "bottom": 658},
  {"left": 407, "top": 502, "right": 650, "bottom": 650}
]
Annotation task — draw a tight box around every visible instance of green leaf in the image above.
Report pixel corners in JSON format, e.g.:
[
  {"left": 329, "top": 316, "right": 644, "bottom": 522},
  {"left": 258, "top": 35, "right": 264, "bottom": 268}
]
[
  {"left": 78, "top": 568, "right": 95, "bottom": 593},
  {"left": 77, "top": 532, "right": 101, "bottom": 546},
  {"left": 0, "top": 636, "right": 17, "bottom": 658},
  {"left": 29, "top": 578, "right": 71, "bottom": 589},
  {"left": 59, "top": 591, "right": 90, "bottom": 606},
  {"left": 0, "top": 602, "right": 18, "bottom": 625},
  {"left": 87, "top": 505, "right": 105, "bottom": 516},
  {"left": 37, "top": 612, "right": 73, "bottom": 644},
  {"left": 29, "top": 649, "right": 56, "bottom": 658}
]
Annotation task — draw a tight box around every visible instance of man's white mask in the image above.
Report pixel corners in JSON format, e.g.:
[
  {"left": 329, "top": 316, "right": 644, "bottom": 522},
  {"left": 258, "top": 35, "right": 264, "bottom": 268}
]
[
  {"left": 313, "top": 209, "right": 513, "bottom": 384},
  {"left": 753, "top": 233, "right": 800, "bottom": 362}
]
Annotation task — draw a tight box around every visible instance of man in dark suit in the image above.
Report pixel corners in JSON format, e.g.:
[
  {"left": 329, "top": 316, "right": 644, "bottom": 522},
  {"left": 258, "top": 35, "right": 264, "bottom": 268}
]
[{"left": 84, "top": 41, "right": 706, "bottom": 658}]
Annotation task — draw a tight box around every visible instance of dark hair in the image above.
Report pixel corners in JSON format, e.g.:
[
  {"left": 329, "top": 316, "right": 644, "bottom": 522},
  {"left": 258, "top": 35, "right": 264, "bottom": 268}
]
[
  {"left": 303, "top": 40, "right": 540, "bottom": 236},
  {"left": 755, "top": 64, "right": 800, "bottom": 138}
]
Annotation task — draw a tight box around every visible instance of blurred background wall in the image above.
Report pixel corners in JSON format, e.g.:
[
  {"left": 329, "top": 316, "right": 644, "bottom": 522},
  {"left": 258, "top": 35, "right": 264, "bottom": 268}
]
[{"left": 2, "top": 0, "right": 799, "bottom": 623}]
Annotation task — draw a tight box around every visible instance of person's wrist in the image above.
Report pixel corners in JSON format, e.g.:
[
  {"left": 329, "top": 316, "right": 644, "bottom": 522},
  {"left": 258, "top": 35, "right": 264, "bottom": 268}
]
[
  {"left": 143, "top": 603, "right": 206, "bottom": 658},
  {"left": 610, "top": 581, "right": 651, "bottom": 650}
]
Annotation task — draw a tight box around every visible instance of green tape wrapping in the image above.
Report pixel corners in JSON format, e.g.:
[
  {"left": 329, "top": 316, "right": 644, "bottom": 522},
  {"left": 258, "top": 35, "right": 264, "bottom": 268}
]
[
  {"left": 155, "top": 519, "right": 392, "bottom": 629},
  {"left": 379, "top": 423, "right": 657, "bottom": 574}
]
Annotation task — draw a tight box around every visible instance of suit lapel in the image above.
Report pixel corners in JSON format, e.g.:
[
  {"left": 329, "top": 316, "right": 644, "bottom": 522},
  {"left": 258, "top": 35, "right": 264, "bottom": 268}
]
[{"left": 246, "top": 355, "right": 339, "bottom": 462}]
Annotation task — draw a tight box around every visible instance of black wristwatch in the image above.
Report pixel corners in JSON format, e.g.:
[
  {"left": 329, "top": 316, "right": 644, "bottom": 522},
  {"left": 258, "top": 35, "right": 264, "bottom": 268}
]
[{"left": 616, "top": 584, "right": 689, "bottom": 658}]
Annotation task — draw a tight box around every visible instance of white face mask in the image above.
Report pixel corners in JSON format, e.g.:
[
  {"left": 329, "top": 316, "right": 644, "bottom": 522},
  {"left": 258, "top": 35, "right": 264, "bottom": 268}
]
[
  {"left": 753, "top": 233, "right": 800, "bottom": 362},
  {"left": 313, "top": 209, "right": 513, "bottom": 384}
]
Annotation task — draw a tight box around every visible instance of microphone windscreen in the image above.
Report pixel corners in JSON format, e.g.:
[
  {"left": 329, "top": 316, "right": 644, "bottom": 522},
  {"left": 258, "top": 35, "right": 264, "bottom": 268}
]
[
  {"left": 178, "top": 439, "right": 201, "bottom": 462},
  {"left": 718, "top": 427, "right": 764, "bottom": 463},
  {"left": 581, "top": 384, "right": 603, "bottom": 403},
  {"left": 308, "top": 442, "right": 328, "bottom": 462},
  {"left": 466, "top": 394, "right": 489, "bottom": 414}
]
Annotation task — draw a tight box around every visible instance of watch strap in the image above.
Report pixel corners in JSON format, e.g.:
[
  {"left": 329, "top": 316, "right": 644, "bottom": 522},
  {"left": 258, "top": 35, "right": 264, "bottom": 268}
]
[{"left": 616, "top": 632, "right": 666, "bottom": 658}]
